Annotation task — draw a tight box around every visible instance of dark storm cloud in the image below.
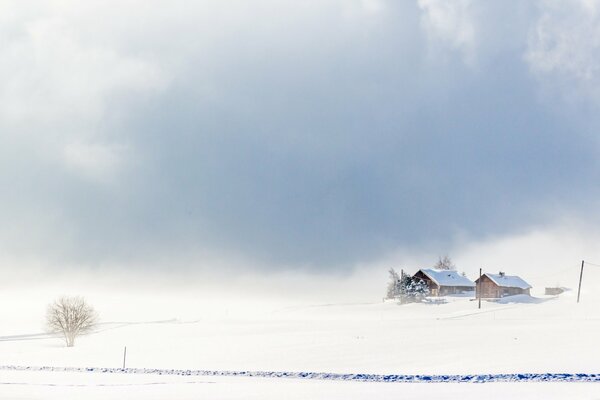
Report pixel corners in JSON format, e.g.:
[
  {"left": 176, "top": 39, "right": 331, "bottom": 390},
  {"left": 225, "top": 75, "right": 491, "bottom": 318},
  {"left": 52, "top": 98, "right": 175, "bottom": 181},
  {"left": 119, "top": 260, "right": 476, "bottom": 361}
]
[{"left": 1, "top": 1, "right": 599, "bottom": 270}]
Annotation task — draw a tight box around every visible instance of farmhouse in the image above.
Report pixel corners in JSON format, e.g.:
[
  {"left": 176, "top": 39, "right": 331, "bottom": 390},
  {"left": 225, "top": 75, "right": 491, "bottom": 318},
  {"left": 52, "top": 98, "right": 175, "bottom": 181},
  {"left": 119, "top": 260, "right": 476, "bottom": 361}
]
[
  {"left": 413, "top": 268, "right": 475, "bottom": 296},
  {"left": 475, "top": 272, "right": 532, "bottom": 298}
]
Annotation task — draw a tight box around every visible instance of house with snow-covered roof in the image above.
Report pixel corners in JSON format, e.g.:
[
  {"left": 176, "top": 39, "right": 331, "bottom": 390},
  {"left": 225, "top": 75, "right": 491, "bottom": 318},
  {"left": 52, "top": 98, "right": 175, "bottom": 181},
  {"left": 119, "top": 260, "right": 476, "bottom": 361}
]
[
  {"left": 413, "top": 268, "right": 475, "bottom": 296},
  {"left": 475, "top": 272, "right": 532, "bottom": 298}
]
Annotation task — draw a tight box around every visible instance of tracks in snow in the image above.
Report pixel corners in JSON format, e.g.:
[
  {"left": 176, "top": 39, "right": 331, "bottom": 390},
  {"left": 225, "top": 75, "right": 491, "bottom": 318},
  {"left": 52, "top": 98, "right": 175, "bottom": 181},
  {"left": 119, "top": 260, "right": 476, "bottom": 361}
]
[
  {"left": 0, "top": 319, "right": 188, "bottom": 342},
  {"left": 1, "top": 365, "right": 599, "bottom": 383}
]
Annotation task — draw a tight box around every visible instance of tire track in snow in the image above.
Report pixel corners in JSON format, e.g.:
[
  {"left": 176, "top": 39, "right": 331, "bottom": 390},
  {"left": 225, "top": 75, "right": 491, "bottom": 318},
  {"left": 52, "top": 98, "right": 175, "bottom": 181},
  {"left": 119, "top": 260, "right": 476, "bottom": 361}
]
[
  {"left": 1, "top": 366, "right": 599, "bottom": 383},
  {"left": 0, "top": 380, "right": 215, "bottom": 387}
]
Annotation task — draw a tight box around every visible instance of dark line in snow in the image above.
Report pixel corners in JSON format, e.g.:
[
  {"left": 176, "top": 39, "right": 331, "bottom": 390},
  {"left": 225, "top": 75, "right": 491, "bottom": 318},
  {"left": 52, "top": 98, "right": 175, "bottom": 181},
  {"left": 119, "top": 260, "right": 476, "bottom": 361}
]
[
  {"left": 1, "top": 366, "right": 599, "bottom": 383},
  {"left": 0, "top": 380, "right": 215, "bottom": 387}
]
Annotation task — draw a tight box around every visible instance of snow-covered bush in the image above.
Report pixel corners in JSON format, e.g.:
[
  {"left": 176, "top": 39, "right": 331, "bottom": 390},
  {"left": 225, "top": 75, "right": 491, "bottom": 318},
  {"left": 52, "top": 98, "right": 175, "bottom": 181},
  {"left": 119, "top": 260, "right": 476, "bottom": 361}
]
[{"left": 398, "top": 275, "right": 429, "bottom": 304}]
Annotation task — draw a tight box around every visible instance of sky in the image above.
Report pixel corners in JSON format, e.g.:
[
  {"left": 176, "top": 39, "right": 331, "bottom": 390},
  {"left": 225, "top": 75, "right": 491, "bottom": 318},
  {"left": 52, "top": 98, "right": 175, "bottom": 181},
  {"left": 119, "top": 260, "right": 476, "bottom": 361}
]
[{"left": 2, "top": 0, "right": 600, "bottom": 283}]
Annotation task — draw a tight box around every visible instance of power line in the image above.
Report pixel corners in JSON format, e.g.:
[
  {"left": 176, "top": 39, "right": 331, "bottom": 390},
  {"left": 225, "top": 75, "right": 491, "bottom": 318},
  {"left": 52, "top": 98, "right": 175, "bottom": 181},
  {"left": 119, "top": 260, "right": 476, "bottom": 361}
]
[{"left": 581, "top": 261, "right": 600, "bottom": 268}]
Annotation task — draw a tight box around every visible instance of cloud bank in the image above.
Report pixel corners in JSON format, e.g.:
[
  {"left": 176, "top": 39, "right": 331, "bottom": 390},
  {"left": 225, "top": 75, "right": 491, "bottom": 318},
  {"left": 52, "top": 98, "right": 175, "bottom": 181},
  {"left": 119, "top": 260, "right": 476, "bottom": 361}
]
[{"left": 1, "top": 0, "right": 599, "bottom": 274}]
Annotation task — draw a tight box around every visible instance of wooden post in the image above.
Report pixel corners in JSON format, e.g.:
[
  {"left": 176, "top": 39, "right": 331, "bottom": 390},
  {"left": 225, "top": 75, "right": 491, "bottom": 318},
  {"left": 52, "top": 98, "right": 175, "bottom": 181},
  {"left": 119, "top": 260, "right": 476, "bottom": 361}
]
[
  {"left": 123, "top": 346, "right": 127, "bottom": 369},
  {"left": 478, "top": 268, "right": 482, "bottom": 309},
  {"left": 577, "top": 260, "right": 585, "bottom": 303}
]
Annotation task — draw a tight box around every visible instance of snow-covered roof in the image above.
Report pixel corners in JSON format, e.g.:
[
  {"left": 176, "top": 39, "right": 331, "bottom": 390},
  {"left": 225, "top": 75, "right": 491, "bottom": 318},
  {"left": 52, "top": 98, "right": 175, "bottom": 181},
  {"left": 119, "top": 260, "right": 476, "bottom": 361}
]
[
  {"left": 417, "top": 269, "right": 475, "bottom": 287},
  {"left": 483, "top": 273, "right": 532, "bottom": 289}
]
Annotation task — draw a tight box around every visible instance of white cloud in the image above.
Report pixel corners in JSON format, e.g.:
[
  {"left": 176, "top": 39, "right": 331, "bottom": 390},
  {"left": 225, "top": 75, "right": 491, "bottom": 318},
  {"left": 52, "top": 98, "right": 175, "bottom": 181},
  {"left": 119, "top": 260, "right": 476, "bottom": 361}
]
[
  {"left": 0, "top": 0, "right": 598, "bottom": 273},
  {"left": 63, "top": 142, "right": 127, "bottom": 182},
  {"left": 526, "top": 0, "right": 600, "bottom": 105},
  {"left": 0, "top": 2, "right": 168, "bottom": 185},
  {"left": 417, "top": 0, "right": 477, "bottom": 66},
  {"left": 0, "top": 14, "right": 166, "bottom": 128},
  {"left": 360, "top": 0, "right": 384, "bottom": 14}
]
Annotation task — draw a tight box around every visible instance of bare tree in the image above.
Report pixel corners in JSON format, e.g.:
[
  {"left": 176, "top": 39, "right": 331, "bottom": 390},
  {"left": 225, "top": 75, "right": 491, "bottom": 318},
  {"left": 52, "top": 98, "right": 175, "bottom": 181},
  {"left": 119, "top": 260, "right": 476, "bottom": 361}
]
[
  {"left": 46, "top": 296, "right": 98, "bottom": 347},
  {"left": 385, "top": 268, "right": 402, "bottom": 299},
  {"left": 433, "top": 255, "right": 455, "bottom": 270}
]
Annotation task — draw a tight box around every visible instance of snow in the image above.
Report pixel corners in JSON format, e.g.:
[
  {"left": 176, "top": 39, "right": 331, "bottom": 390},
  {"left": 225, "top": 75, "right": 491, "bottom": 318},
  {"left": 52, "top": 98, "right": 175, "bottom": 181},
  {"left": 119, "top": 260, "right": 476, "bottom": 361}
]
[
  {"left": 1, "top": 271, "right": 599, "bottom": 399},
  {"left": 2, "top": 369, "right": 600, "bottom": 400},
  {"left": 419, "top": 269, "right": 475, "bottom": 287},
  {"left": 2, "top": 365, "right": 599, "bottom": 383},
  {"left": 484, "top": 273, "right": 532, "bottom": 289},
  {"left": 495, "top": 294, "right": 549, "bottom": 304}
]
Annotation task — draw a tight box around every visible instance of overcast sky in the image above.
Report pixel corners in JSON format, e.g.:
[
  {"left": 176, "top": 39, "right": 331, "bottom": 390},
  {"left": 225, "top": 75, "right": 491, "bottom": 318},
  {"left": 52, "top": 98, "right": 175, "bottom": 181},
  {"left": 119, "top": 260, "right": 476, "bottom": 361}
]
[{"left": 1, "top": 0, "right": 600, "bottom": 275}]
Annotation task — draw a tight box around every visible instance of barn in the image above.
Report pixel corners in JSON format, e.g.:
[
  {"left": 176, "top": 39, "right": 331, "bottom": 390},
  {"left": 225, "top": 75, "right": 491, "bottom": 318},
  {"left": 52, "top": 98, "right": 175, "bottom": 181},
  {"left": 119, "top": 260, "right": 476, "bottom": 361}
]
[
  {"left": 475, "top": 272, "right": 532, "bottom": 298},
  {"left": 413, "top": 269, "right": 475, "bottom": 296}
]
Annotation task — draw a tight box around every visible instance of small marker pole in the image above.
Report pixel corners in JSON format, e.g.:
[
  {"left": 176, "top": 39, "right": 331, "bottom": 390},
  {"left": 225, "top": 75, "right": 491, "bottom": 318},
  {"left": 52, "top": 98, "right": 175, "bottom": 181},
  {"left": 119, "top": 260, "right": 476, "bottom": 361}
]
[
  {"left": 577, "top": 260, "right": 585, "bottom": 303},
  {"left": 123, "top": 346, "right": 127, "bottom": 369}
]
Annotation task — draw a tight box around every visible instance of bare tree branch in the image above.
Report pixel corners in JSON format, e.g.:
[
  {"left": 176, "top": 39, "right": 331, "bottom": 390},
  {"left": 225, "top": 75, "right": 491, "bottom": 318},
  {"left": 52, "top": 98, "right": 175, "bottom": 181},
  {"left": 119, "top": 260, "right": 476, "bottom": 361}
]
[{"left": 433, "top": 255, "right": 455, "bottom": 271}]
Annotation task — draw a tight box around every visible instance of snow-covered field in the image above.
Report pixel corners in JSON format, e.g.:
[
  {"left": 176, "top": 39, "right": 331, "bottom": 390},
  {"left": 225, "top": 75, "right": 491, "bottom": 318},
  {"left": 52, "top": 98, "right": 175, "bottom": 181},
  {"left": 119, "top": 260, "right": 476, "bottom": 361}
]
[
  {"left": 1, "top": 273, "right": 600, "bottom": 399},
  {"left": 2, "top": 369, "right": 600, "bottom": 400}
]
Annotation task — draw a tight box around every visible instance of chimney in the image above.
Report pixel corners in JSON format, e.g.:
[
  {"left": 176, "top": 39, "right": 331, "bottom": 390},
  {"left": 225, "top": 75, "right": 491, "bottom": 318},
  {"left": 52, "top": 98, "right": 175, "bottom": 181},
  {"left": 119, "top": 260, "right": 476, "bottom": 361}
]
[{"left": 499, "top": 271, "right": 505, "bottom": 277}]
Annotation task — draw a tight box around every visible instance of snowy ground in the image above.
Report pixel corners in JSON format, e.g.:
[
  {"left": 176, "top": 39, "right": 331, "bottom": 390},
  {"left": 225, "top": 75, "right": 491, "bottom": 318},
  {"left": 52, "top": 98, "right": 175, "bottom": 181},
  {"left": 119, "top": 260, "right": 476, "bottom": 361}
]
[
  {"left": 2, "top": 369, "right": 600, "bottom": 400},
  {"left": 1, "top": 274, "right": 599, "bottom": 399}
]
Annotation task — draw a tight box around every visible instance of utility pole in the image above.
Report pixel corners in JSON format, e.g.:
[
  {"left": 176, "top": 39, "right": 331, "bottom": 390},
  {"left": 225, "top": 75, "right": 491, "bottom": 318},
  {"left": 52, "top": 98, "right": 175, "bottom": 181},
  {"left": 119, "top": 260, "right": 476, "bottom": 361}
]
[
  {"left": 577, "top": 260, "right": 585, "bottom": 303},
  {"left": 478, "top": 268, "right": 482, "bottom": 309},
  {"left": 123, "top": 346, "right": 127, "bottom": 369}
]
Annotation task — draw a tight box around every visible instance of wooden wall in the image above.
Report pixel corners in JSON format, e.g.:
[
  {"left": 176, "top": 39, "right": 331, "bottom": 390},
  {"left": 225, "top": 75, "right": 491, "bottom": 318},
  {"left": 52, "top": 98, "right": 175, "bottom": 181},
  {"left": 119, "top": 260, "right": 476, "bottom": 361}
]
[{"left": 476, "top": 275, "right": 530, "bottom": 298}]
